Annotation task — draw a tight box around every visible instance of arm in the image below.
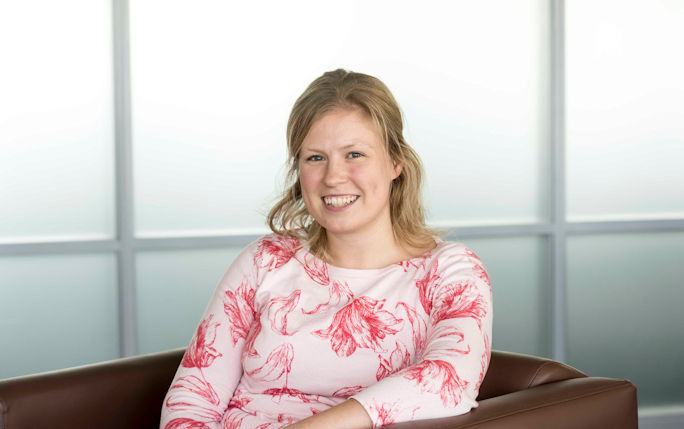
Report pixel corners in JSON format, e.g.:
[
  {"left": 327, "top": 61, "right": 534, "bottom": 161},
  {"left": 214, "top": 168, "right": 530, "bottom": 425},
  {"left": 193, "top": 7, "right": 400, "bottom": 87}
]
[
  {"left": 350, "top": 248, "right": 493, "bottom": 427},
  {"left": 159, "top": 246, "right": 259, "bottom": 429},
  {"left": 286, "top": 398, "right": 372, "bottom": 429}
]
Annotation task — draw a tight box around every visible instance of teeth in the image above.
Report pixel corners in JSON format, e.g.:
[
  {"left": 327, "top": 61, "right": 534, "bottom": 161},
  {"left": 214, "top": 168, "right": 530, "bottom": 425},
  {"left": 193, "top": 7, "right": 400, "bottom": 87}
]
[{"left": 324, "top": 195, "right": 359, "bottom": 207}]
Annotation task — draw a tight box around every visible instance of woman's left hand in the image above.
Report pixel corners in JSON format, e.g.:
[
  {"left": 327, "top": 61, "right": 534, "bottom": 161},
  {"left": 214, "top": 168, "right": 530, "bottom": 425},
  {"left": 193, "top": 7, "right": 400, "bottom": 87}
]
[{"left": 285, "top": 399, "right": 373, "bottom": 429}]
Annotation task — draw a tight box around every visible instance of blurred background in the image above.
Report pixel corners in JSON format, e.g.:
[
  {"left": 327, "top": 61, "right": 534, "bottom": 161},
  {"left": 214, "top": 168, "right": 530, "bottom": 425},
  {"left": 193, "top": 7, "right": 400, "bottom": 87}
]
[{"left": 0, "top": 1, "right": 682, "bottom": 427}]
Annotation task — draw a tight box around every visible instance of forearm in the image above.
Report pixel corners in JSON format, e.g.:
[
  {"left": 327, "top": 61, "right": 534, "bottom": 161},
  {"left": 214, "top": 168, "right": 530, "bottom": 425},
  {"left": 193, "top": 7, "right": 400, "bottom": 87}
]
[{"left": 286, "top": 399, "right": 373, "bottom": 429}]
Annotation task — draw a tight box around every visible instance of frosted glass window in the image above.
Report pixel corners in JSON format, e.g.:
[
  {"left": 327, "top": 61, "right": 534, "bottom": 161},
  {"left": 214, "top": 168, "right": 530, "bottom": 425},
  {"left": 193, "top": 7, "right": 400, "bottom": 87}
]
[
  {"left": 566, "top": 1, "right": 684, "bottom": 221},
  {"left": 0, "top": 253, "right": 118, "bottom": 379},
  {"left": 567, "top": 232, "right": 684, "bottom": 408},
  {"left": 454, "top": 235, "right": 550, "bottom": 357},
  {"left": 0, "top": 1, "right": 115, "bottom": 244},
  {"left": 130, "top": 0, "right": 549, "bottom": 237},
  {"left": 136, "top": 247, "right": 244, "bottom": 354}
]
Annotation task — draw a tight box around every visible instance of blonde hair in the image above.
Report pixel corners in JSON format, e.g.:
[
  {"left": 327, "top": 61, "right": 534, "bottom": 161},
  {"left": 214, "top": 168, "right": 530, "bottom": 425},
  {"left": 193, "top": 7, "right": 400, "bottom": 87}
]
[{"left": 268, "top": 69, "right": 437, "bottom": 260}]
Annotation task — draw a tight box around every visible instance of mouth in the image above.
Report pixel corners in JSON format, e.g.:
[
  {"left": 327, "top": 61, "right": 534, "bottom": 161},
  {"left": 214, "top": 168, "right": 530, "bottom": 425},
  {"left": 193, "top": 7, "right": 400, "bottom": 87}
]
[{"left": 322, "top": 195, "right": 359, "bottom": 208}]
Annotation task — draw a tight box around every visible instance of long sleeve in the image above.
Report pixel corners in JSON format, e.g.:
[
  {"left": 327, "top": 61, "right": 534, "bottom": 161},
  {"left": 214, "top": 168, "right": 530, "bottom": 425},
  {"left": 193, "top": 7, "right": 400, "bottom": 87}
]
[
  {"left": 159, "top": 245, "right": 259, "bottom": 429},
  {"left": 350, "top": 247, "right": 493, "bottom": 427}
]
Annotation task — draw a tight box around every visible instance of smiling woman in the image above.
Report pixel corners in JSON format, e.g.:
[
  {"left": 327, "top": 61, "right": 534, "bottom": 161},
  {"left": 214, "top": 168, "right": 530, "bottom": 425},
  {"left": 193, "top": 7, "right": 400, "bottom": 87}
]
[
  {"left": 160, "top": 70, "right": 493, "bottom": 429},
  {"left": 298, "top": 108, "right": 402, "bottom": 267},
  {"left": 269, "top": 70, "right": 436, "bottom": 267}
]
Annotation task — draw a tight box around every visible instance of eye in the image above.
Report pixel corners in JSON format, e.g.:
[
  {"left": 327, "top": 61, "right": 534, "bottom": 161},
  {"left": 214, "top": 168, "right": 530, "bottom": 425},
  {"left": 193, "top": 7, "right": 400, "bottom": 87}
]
[
  {"left": 348, "top": 152, "right": 363, "bottom": 159},
  {"left": 306, "top": 155, "right": 324, "bottom": 162}
]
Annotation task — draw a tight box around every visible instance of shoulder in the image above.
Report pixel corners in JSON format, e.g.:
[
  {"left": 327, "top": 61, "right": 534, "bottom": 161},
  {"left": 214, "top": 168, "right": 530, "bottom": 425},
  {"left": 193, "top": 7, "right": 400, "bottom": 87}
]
[
  {"left": 216, "top": 233, "right": 306, "bottom": 289},
  {"left": 222, "top": 233, "right": 300, "bottom": 270},
  {"left": 425, "top": 240, "right": 490, "bottom": 286},
  {"left": 250, "top": 233, "right": 303, "bottom": 266},
  {"left": 429, "top": 240, "right": 485, "bottom": 266}
]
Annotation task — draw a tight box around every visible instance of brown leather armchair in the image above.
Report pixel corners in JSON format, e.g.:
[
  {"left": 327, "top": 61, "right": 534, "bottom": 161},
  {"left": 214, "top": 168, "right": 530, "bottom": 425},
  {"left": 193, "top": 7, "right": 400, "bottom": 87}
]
[{"left": 0, "top": 349, "right": 637, "bottom": 428}]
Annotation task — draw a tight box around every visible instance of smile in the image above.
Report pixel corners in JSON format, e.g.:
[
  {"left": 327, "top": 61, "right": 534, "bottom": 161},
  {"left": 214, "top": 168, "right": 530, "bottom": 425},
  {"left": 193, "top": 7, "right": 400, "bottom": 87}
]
[{"left": 322, "top": 195, "right": 359, "bottom": 208}]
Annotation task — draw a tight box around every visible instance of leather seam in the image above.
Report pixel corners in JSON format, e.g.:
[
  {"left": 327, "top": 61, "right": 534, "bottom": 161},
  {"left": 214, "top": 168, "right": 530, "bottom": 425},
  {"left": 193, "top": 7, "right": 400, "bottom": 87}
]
[
  {"left": 526, "top": 361, "right": 553, "bottom": 388},
  {"left": 526, "top": 361, "right": 583, "bottom": 388},
  {"left": 461, "top": 381, "right": 634, "bottom": 428}
]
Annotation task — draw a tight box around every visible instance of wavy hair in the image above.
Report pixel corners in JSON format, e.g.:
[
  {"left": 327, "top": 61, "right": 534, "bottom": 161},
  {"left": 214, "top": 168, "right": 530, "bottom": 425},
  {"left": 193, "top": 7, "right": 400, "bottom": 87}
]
[{"left": 267, "top": 69, "right": 437, "bottom": 260}]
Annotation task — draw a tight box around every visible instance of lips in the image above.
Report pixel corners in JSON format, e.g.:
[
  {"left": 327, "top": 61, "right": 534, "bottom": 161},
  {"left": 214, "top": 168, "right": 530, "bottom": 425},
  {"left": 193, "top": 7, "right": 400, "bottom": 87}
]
[{"left": 322, "top": 195, "right": 359, "bottom": 208}]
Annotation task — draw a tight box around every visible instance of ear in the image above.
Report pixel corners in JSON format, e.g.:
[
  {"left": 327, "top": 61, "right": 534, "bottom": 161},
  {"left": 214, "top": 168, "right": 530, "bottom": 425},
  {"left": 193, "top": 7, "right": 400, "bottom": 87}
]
[{"left": 392, "top": 161, "right": 403, "bottom": 180}]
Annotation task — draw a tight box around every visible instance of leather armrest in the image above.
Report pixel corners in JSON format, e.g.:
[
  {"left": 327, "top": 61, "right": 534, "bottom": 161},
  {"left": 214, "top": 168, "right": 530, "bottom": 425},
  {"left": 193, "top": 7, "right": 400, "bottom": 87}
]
[
  {"left": 384, "top": 377, "right": 637, "bottom": 429},
  {"left": 0, "top": 348, "right": 184, "bottom": 429},
  {"left": 1, "top": 349, "right": 636, "bottom": 429},
  {"left": 479, "top": 351, "right": 586, "bottom": 399}
]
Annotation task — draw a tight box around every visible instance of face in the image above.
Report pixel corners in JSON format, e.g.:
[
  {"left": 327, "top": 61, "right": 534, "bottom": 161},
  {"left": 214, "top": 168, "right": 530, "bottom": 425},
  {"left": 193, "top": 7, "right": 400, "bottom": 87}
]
[{"left": 298, "top": 108, "right": 402, "bottom": 240}]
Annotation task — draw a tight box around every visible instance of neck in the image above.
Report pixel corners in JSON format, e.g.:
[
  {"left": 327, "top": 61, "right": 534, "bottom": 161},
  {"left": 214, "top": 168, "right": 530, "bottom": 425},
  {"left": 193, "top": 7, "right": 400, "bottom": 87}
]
[{"left": 325, "top": 225, "right": 411, "bottom": 269}]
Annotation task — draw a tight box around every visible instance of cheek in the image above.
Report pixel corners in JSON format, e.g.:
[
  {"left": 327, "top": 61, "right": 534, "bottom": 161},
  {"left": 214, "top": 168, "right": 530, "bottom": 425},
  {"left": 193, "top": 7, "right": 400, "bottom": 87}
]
[
  {"left": 354, "top": 166, "right": 393, "bottom": 194},
  {"left": 298, "top": 170, "right": 317, "bottom": 204},
  {"left": 299, "top": 169, "right": 314, "bottom": 190}
]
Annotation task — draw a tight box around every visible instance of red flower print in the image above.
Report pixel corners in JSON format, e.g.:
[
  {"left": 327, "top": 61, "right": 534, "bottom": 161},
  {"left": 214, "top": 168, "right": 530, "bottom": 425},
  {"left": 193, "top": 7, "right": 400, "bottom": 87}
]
[
  {"left": 475, "top": 332, "right": 491, "bottom": 391},
  {"left": 377, "top": 341, "right": 412, "bottom": 381},
  {"left": 268, "top": 290, "right": 301, "bottom": 335},
  {"left": 404, "top": 360, "right": 467, "bottom": 407},
  {"left": 300, "top": 254, "right": 330, "bottom": 286},
  {"left": 167, "top": 319, "right": 223, "bottom": 426},
  {"left": 223, "top": 279, "right": 256, "bottom": 346},
  {"left": 182, "top": 315, "right": 222, "bottom": 369},
  {"left": 221, "top": 411, "right": 245, "bottom": 429},
  {"left": 472, "top": 263, "right": 490, "bottom": 287},
  {"left": 370, "top": 401, "right": 399, "bottom": 426},
  {"left": 312, "top": 296, "right": 403, "bottom": 357},
  {"left": 165, "top": 418, "right": 211, "bottom": 429},
  {"left": 254, "top": 235, "right": 301, "bottom": 271},
  {"left": 415, "top": 262, "right": 441, "bottom": 314},
  {"left": 247, "top": 343, "right": 294, "bottom": 383},
  {"left": 367, "top": 401, "right": 418, "bottom": 427},
  {"left": 332, "top": 385, "right": 365, "bottom": 398},
  {"left": 263, "top": 386, "right": 321, "bottom": 404},
  {"left": 167, "top": 375, "right": 220, "bottom": 408},
  {"left": 426, "top": 325, "right": 471, "bottom": 359},
  {"left": 302, "top": 280, "right": 354, "bottom": 315},
  {"left": 254, "top": 424, "right": 288, "bottom": 429},
  {"left": 277, "top": 414, "right": 297, "bottom": 424},
  {"left": 165, "top": 379, "right": 221, "bottom": 426},
  {"left": 227, "top": 389, "right": 251, "bottom": 409},
  {"left": 431, "top": 280, "right": 488, "bottom": 328},
  {"left": 243, "top": 313, "right": 261, "bottom": 358},
  {"left": 254, "top": 235, "right": 330, "bottom": 285},
  {"left": 464, "top": 247, "right": 482, "bottom": 262},
  {"left": 396, "top": 302, "right": 428, "bottom": 356},
  {"left": 397, "top": 252, "right": 430, "bottom": 272}
]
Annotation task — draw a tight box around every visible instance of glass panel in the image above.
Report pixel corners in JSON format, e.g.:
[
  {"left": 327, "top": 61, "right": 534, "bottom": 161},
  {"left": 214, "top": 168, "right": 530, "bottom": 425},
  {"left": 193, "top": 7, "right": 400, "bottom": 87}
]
[
  {"left": 566, "top": 1, "right": 684, "bottom": 221},
  {"left": 0, "top": 253, "right": 118, "bottom": 379},
  {"left": 453, "top": 235, "right": 550, "bottom": 357},
  {"left": 567, "top": 232, "right": 684, "bottom": 407},
  {"left": 130, "top": 0, "right": 549, "bottom": 237},
  {"left": 136, "top": 247, "right": 244, "bottom": 354},
  {"left": 0, "top": 1, "right": 115, "bottom": 244}
]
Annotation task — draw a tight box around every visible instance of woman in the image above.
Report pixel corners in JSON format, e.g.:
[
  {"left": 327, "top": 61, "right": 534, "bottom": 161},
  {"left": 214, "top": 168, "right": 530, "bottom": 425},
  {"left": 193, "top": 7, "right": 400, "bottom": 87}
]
[{"left": 160, "top": 69, "right": 492, "bottom": 429}]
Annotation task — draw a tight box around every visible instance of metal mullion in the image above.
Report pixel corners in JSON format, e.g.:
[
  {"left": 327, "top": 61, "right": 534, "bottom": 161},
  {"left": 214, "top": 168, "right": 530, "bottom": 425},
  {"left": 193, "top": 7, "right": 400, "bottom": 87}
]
[
  {"left": 566, "top": 218, "right": 684, "bottom": 235},
  {"left": 0, "top": 239, "right": 120, "bottom": 256},
  {"left": 113, "top": 0, "right": 136, "bottom": 357},
  {"left": 550, "top": 0, "right": 567, "bottom": 363},
  {"left": 443, "top": 223, "right": 555, "bottom": 239},
  {"left": 133, "top": 234, "right": 264, "bottom": 251}
]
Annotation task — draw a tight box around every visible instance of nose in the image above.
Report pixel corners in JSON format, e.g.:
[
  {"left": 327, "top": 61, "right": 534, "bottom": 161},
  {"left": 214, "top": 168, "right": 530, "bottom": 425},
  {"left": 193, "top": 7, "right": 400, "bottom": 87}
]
[{"left": 323, "top": 158, "right": 347, "bottom": 187}]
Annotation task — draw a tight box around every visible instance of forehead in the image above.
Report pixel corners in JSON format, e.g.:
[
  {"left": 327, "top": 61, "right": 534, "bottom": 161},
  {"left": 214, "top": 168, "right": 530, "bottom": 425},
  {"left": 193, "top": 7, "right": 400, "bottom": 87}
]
[{"left": 301, "top": 108, "right": 384, "bottom": 151}]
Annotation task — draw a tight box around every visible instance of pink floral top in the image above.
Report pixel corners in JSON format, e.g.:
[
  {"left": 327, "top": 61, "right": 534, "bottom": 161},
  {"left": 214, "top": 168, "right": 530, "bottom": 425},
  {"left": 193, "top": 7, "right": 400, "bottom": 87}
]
[{"left": 160, "top": 233, "right": 492, "bottom": 429}]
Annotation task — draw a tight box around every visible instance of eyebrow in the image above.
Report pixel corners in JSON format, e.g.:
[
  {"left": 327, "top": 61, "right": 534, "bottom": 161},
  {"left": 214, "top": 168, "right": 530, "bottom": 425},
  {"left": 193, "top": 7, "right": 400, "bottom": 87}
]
[{"left": 302, "top": 142, "right": 373, "bottom": 153}]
